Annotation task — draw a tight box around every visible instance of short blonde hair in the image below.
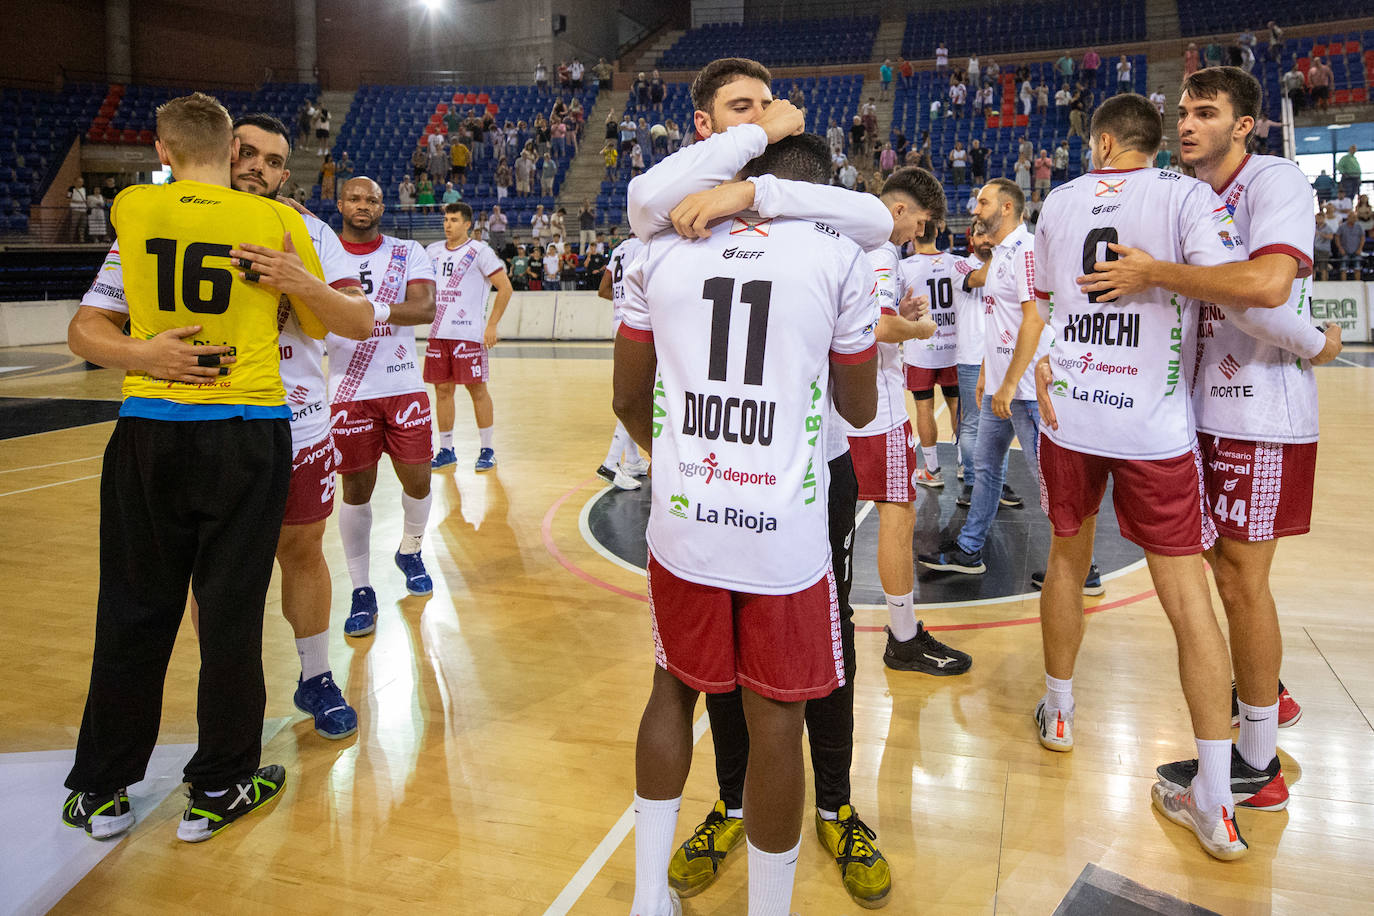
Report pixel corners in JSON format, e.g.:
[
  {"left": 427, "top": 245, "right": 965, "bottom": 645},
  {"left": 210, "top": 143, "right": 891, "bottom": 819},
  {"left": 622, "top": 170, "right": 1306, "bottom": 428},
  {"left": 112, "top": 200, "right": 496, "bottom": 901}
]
[{"left": 155, "top": 92, "right": 233, "bottom": 167}]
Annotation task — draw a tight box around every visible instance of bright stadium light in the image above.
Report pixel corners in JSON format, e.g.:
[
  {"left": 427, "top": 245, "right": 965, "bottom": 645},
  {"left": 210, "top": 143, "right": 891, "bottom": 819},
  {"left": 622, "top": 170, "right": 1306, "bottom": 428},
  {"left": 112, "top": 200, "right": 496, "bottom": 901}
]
[{"left": 420, "top": 0, "right": 441, "bottom": 10}]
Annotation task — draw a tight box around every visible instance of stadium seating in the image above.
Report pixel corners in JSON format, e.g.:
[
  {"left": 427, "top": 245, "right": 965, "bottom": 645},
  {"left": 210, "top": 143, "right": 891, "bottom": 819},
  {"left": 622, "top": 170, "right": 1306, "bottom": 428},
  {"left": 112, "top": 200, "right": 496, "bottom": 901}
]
[
  {"left": 329, "top": 82, "right": 598, "bottom": 235},
  {"left": 1250, "top": 30, "right": 1372, "bottom": 118},
  {"left": 658, "top": 17, "right": 879, "bottom": 69},
  {"left": 0, "top": 84, "right": 106, "bottom": 234},
  {"left": 902, "top": 2, "right": 1145, "bottom": 58},
  {"left": 1178, "top": 1, "right": 1354, "bottom": 38},
  {"left": 85, "top": 82, "right": 319, "bottom": 145}
]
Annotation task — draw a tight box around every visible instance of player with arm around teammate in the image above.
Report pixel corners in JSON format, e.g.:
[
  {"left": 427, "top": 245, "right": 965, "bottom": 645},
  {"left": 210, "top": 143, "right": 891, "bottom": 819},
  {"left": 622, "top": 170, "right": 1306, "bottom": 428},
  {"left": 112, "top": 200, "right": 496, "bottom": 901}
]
[
  {"left": 425, "top": 201, "right": 513, "bottom": 472},
  {"left": 328, "top": 177, "right": 438, "bottom": 638}
]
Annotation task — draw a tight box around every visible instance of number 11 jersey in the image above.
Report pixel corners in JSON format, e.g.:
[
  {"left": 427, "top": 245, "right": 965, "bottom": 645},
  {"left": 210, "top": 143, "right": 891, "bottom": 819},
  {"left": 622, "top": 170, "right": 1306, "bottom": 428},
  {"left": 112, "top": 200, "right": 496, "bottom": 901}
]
[{"left": 619, "top": 215, "right": 878, "bottom": 594}]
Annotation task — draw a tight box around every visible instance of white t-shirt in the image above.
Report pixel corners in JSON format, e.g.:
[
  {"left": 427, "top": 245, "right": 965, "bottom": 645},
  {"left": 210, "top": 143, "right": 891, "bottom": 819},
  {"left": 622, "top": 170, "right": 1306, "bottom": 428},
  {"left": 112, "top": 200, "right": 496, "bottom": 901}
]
[
  {"left": 425, "top": 238, "right": 505, "bottom": 343},
  {"left": 1117, "top": 61, "right": 1132, "bottom": 82},
  {"left": 80, "top": 211, "right": 357, "bottom": 450},
  {"left": 607, "top": 236, "right": 644, "bottom": 326},
  {"left": 949, "top": 148, "right": 967, "bottom": 167},
  {"left": 899, "top": 250, "right": 959, "bottom": 370},
  {"left": 953, "top": 254, "right": 990, "bottom": 366},
  {"left": 1034, "top": 167, "right": 1241, "bottom": 460},
  {"left": 1149, "top": 91, "right": 1166, "bottom": 114},
  {"left": 327, "top": 235, "right": 436, "bottom": 403},
  {"left": 981, "top": 223, "right": 1046, "bottom": 401},
  {"left": 848, "top": 242, "right": 907, "bottom": 437},
  {"left": 936, "top": 46, "right": 948, "bottom": 66},
  {"left": 618, "top": 214, "right": 878, "bottom": 594},
  {"left": 1194, "top": 154, "right": 1323, "bottom": 443}
]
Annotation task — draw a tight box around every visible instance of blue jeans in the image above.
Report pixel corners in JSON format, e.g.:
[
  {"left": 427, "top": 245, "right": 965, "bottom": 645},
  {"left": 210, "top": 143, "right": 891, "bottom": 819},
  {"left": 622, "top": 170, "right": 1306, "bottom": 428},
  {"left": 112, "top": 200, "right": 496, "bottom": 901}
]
[
  {"left": 954, "top": 364, "right": 1008, "bottom": 490},
  {"left": 956, "top": 397, "right": 1041, "bottom": 555}
]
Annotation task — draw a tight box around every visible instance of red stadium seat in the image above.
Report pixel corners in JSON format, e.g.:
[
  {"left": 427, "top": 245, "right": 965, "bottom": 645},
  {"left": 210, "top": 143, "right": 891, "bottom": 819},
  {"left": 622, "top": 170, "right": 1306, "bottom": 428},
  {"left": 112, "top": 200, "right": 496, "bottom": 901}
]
[
  {"left": 1312, "top": 44, "right": 1326, "bottom": 57},
  {"left": 1014, "top": 114, "right": 1028, "bottom": 127},
  {"left": 428, "top": 113, "right": 442, "bottom": 125},
  {"left": 92, "top": 116, "right": 110, "bottom": 128},
  {"left": 101, "top": 128, "right": 118, "bottom": 142},
  {"left": 86, "top": 127, "right": 103, "bottom": 143},
  {"left": 435, "top": 103, "right": 448, "bottom": 115},
  {"left": 1345, "top": 41, "right": 1360, "bottom": 54},
  {"left": 486, "top": 103, "right": 499, "bottom": 115},
  {"left": 986, "top": 114, "right": 1001, "bottom": 128},
  {"left": 1297, "top": 57, "right": 1310, "bottom": 73},
  {"left": 136, "top": 130, "right": 154, "bottom": 144},
  {"left": 1333, "top": 89, "right": 1350, "bottom": 105},
  {"left": 1352, "top": 88, "right": 1368, "bottom": 103},
  {"left": 464, "top": 92, "right": 478, "bottom": 104},
  {"left": 477, "top": 93, "right": 490, "bottom": 104},
  {"left": 119, "top": 129, "right": 138, "bottom": 143}
]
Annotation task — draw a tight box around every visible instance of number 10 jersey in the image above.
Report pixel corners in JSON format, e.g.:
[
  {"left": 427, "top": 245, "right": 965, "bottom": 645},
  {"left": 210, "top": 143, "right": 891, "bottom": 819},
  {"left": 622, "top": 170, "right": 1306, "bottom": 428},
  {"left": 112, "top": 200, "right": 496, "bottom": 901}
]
[{"left": 619, "top": 215, "right": 879, "bottom": 594}]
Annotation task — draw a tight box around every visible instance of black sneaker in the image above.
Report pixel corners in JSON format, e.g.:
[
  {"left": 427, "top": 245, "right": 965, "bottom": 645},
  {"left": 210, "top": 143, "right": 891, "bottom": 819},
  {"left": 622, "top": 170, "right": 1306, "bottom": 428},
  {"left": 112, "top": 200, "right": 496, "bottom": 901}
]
[
  {"left": 883, "top": 623, "right": 972, "bottom": 675},
  {"left": 62, "top": 788, "right": 134, "bottom": 839},
  {"left": 177, "top": 765, "right": 287, "bottom": 843},
  {"left": 917, "top": 540, "right": 985, "bottom": 574},
  {"left": 999, "top": 484, "right": 1024, "bottom": 508},
  {"left": 956, "top": 484, "right": 973, "bottom": 507},
  {"left": 1030, "top": 564, "right": 1105, "bottom": 596},
  {"left": 1155, "top": 744, "right": 1289, "bottom": 811}
]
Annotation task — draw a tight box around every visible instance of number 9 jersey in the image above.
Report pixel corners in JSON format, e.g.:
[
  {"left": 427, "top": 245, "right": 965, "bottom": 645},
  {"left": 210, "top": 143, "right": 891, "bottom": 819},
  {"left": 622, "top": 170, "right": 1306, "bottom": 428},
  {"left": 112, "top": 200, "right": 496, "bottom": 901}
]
[{"left": 111, "top": 180, "right": 327, "bottom": 407}]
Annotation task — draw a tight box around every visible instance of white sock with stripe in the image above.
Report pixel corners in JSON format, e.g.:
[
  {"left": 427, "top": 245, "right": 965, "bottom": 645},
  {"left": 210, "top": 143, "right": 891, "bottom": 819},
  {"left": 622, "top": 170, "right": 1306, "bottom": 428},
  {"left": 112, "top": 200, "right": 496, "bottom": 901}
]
[
  {"left": 439, "top": 430, "right": 454, "bottom": 449},
  {"left": 1237, "top": 699, "right": 1279, "bottom": 770},
  {"left": 885, "top": 592, "right": 918, "bottom": 642},
  {"left": 296, "top": 631, "right": 330, "bottom": 681},
  {"left": 922, "top": 445, "right": 940, "bottom": 472},
  {"left": 747, "top": 838, "right": 801, "bottom": 916},
  {"left": 630, "top": 793, "right": 680, "bottom": 916}
]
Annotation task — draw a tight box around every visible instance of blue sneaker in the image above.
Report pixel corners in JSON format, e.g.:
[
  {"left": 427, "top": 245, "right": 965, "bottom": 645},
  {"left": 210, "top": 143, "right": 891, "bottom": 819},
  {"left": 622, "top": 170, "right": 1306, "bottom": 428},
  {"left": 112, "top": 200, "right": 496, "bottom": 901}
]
[
  {"left": 474, "top": 447, "right": 496, "bottom": 471},
  {"left": 431, "top": 447, "right": 457, "bottom": 469},
  {"left": 394, "top": 550, "right": 433, "bottom": 595},
  {"left": 293, "top": 671, "right": 358, "bottom": 739},
  {"left": 344, "top": 586, "right": 378, "bottom": 637}
]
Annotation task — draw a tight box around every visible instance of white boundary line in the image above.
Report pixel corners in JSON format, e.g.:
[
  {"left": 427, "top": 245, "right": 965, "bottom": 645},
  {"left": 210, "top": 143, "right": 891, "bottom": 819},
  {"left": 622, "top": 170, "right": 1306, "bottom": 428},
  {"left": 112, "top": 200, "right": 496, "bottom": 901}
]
[
  {"left": 0, "top": 473, "right": 101, "bottom": 498},
  {"left": 0, "top": 455, "right": 102, "bottom": 475},
  {"left": 577, "top": 482, "right": 648, "bottom": 577},
  {"left": 543, "top": 713, "right": 711, "bottom": 915}
]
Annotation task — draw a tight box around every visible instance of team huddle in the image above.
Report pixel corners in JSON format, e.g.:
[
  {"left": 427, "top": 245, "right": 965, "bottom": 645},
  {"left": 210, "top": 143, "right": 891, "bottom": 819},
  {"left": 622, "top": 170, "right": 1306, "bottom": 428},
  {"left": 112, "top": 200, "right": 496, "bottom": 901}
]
[{"left": 54, "top": 57, "right": 1338, "bottom": 916}]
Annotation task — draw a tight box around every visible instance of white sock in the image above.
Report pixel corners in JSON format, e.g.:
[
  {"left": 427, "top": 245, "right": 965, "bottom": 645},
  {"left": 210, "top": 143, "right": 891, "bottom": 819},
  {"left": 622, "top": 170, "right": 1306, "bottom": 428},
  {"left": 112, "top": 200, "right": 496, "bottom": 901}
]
[
  {"left": 816, "top": 807, "right": 837, "bottom": 821},
  {"left": 746, "top": 838, "right": 801, "bottom": 916},
  {"left": 1193, "top": 737, "right": 1234, "bottom": 816},
  {"left": 399, "top": 491, "right": 431, "bottom": 555},
  {"left": 478, "top": 425, "right": 494, "bottom": 450},
  {"left": 296, "top": 630, "right": 330, "bottom": 681},
  {"left": 631, "top": 793, "right": 681, "bottom": 916},
  {"left": 886, "top": 592, "right": 918, "bottom": 642},
  {"left": 1237, "top": 699, "right": 1279, "bottom": 770},
  {"left": 606, "top": 423, "right": 632, "bottom": 467},
  {"left": 922, "top": 445, "right": 940, "bottom": 472},
  {"left": 1045, "top": 673, "right": 1074, "bottom": 713},
  {"left": 439, "top": 430, "right": 454, "bottom": 449},
  {"left": 726, "top": 806, "right": 744, "bottom": 819},
  {"left": 338, "top": 502, "right": 372, "bottom": 589}
]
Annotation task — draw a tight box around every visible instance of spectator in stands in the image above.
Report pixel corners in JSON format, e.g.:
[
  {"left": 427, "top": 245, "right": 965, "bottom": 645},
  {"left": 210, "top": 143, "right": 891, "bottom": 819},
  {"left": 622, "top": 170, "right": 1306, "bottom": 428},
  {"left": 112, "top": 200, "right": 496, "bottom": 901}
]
[
  {"left": 1015, "top": 63, "right": 1030, "bottom": 86},
  {"left": 428, "top": 142, "right": 449, "bottom": 186},
  {"left": 893, "top": 128, "right": 908, "bottom": 161},
  {"left": 312, "top": 106, "right": 330, "bottom": 155},
  {"left": 1356, "top": 194, "right": 1373, "bottom": 235},
  {"left": 1081, "top": 48, "right": 1100, "bottom": 88},
  {"left": 409, "top": 142, "right": 426, "bottom": 182},
  {"left": 1267, "top": 22, "right": 1284, "bottom": 63},
  {"left": 1155, "top": 147, "right": 1172, "bottom": 171},
  {"left": 967, "top": 54, "right": 980, "bottom": 88},
  {"left": 880, "top": 59, "right": 893, "bottom": 98},
  {"left": 1068, "top": 83, "right": 1088, "bottom": 140},
  {"left": 853, "top": 171, "right": 868, "bottom": 194},
  {"left": 441, "top": 181, "right": 462, "bottom": 206},
  {"left": 634, "top": 72, "right": 650, "bottom": 110},
  {"left": 515, "top": 150, "right": 534, "bottom": 197},
  {"left": 1033, "top": 149, "right": 1052, "bottom": 195},
  {"left": 635, "top": 117, "right": 651, "bottom": 159},
  {"left": 535, "top": 59, "right": 549, "bottom": 95},
  {"left": 1054, "top": 84, "right": 1071, "bottom": 124},
  {"left": 489, "top": 205, "right": 508, "bottom": 251},
  {"left": 879, "top": 142, "right": 896, "bottom": 178},
  {"left": 948, "top": 141, "right": 967, "bottom": 186},
  {"left": 1337, "top": 145, "right": 1362, "bottom": 200},
  {"left": 336, "top": 152, "right": 354, "bottom": 193},
  {"left": 1314, "top": 170, "right": 1335, "bottom": 202},
  {"left": 319, "top": 154, "right": 336, "bottom": 201},
  {"left": 584, "top": 242, "right": 608, "bottom": 286},
  {"left": 1036, "top": 81, "right": 1049, "bottom": 115},
  {"left": 542, "top": 244, "right": 560, "bottom": 288},
  {"left": 629, "top": 141, "right": 644, "bottom": 176},
  {"left": 827, "top": 118, "right": 844, "bottom": 157},
  {"left": 650, "top": 121, "right": 667, "bottom": 158},
  {"left": 936, "top": 43, "right": 949, "bottom": 77},
  {"left": 968, "top": 138, "right": 988, "bottom": 186},
  {"left": 964, "top": 188, "right": 978, "bottom": 216},
  {"left": 443, "top": 106, "right": 462, "bottom": 139},
  {"left": 1116, "top": 56, "right": 1132, "bottom": 95},
  {"left": 930, "top": 97, "right": 943, "bottom": 120},
  {"left": 467, "top": 111, "right": 486, "bottom": 162},
  {"left": 571, "top": 58, "right": 585, "bottom": 90},
  {"left": 1014, "top": 152, "right": 1032, "bottom": 196},
  {"left": 1019, "top": 79, "right": 1034, "bottom": 116},
  {"left": 985, "top": 57, "right": 1000, "bottom": 87},
  {"left": 551, "top": 118, "right": 568, "bottom": 159},
  {"left": 1238, "top": 38, "right": 1256, "bottom": 74},
  {"left": 560, "top": 246, "right": 579, "bottom": 291},
  {"left": 1080, "top": 144, "right": 1092, "bottom": 175},
  {"left": 594, "top": 58, "right": 613, "bottom": 90},
  {"left": 1251, "top": 112, "right": 1272, "bottom": 154},
  {"left": 1282, "top": 61, "right": 1307, "bottom": 113},
  {"left": 1314, "top": 212, "right": 1335, "bottom": 281},
  {"left": 602, "top": 142, "right": 618, "bottom": 180},
  {"left": 534, "top": 115, "right": 551, "bottom": 155},
  {"left": 298, "top": 100, "right": 315, "bottom": 146},
  {"left": 1184, "top": 43, "right": 1200, "bottom": 78},
  {"left": 917, "top": 131, "right": 934, "bottom": 171},
  {"left": 1018, "top": 135, "right": 1033, "bottom": 163},
  {"left": 1335, "top": 210, "right": 1366, "bottom": 280},
  {"left": 550, "top": 207, "right": 566, "bottom": 244},
  {"left": 950, "top": 79, "right": 967, "bottom": 119},
  {"left": 838, "top": 157, "right": 857, "bottom": 190},
  {"left": 1334, "top": 188, "right": 1354, "bottom": 218},
  {"left": 67, "top": 179, "right": 88, "bottom": 242},
  {"left": 541, "top": 152, "right": 557, "bottom": 195},
  {"left": 86, "top": 186, "right": 107, "bottom": 242},
  {"left": 618, "top": 114, "right": 636, "bottom": 154},
  {"left": 899, "top": 56, "right": 914, "bottom": 91},
  {"left": 850, "top": 115, "right": 866, "bottom": 156},
  {"left": 1203, "top": 41, "right": 1222, "bottom": 69},
  {"left": 489, "top": 157, "right": 508, "bottom": 201},
  {"left": 605, "top": 112, "right": 618, "bottom": 146},
  {"left": 979, "top": 83, "right": 995, "bottom": 116},
  {"left": 428, "top": 126, "right": 446, "bottom": 158},
  {"left": 1052, "top": 140, "right": 1069, "bottom": 181},
  {"left": 861, "top": 99, "right": 879, "bottom": 160},
  {"left": 1308, "top": 57, "right": 1333, "bottom": 111},
  {"left": 509, "top": 245, "right": 530, "bottom": 290},
  {"left": 1055, "top": 52, "right": 1074, "bottom": 85},
  {"left": 530, "top": 204, "right": 550, "bottom": 243},
  {"left": 416, "top": 174, "right": 436, "bottom": 212},
  {"left": 1025, "top": 189, "right": 1042, "bottom": 229},
  {"left": 650, "top": 70, "right": 665, "bottom": 113},
  {"left": 578, "top": 200, "right": 596, "bottom": 250},
  {"left": 665, "top": 119, "right": 682, "bottom": 154},
  {"left": 1149, "top": 87, "right": 1166, "bottom": 115}
]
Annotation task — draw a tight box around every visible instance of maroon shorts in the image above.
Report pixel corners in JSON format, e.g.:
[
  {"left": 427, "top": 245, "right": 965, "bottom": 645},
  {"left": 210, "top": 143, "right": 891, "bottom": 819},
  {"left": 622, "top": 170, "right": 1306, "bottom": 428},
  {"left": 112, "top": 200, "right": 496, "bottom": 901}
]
[
  {"left": 647, "top": 554, "right": 844, "bottom": 702},
  {"left": 1037, "top": 434, "right": 1217, "bottom": 556},
  {"left": 424, "top": 338, "right": 490, "bottom": 386},
  {"left": 848, "top": 421, "right": 917, "bottom": 503},
  {"left": 1198, "top": 434, "right": 1316, "bottom": 541},
  {"left": 330, "top": 392, "right": 433, "bottom": 473},
  {"left": 904, "top": 364, "right": 958, "bottom": 391},
  {"left": 282, "top": 434, "right": 337, "bottom": 526}
]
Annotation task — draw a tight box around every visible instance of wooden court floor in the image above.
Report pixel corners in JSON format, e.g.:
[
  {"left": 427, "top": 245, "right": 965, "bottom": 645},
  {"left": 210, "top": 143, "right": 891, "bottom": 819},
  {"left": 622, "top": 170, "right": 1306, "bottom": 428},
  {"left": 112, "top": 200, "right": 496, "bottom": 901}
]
[{"left": 2, "top": 342, "right": 1372, "bottom": 915}]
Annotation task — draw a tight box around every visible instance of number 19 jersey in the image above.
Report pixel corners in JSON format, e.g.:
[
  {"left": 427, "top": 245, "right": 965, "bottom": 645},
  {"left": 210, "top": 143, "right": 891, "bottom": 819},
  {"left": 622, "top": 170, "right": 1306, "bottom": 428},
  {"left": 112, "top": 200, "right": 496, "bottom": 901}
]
[
  {"left": 1033, "top": 167, "right": 1242, "bottom": 459},
  {"left": 619, "top": 215, "right": 878, "bottom": 594}
]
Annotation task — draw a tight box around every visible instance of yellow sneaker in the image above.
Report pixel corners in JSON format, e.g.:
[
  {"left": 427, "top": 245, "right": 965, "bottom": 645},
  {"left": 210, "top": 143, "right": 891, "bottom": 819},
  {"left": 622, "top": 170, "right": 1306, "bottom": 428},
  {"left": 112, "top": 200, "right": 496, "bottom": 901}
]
[
  {"left": 815, "top": 805, "right": 891, "bottom": 909},
  {"left": 667, "top": 800, "right": 744, "bottom": 897}
]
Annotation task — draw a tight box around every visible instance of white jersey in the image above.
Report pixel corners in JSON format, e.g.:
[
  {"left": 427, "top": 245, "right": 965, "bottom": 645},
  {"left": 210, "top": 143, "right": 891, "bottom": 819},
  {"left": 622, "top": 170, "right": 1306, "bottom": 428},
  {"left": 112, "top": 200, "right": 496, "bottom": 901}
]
[
  {"left": 425, "top": 237, "right": 505, "bottom": 343},
  {"left": 607, "top": 236, "right": 645, "bottom": 326},
  {"left": 981, "top": 223, "right": 1046, "bottom": 401},
  {"left": 847, "top": 242, "right": 908, "bottom": 438},
  {"left": 1034, "top": 167, "right": 1242, "bottom": 460},
  {"left": 1193, "top": 154, "right": 1323, "bottom": 443},
  {"left": 80, "top": 210, "right": 357, "bottom": 450},
  {"left": 327, "top": 235, "right": 436, "bottom": 404},
  {"left": 953, "top": 254, "right": 989, "bottom": 366},
  {"left": 898, "top": 249, "right": 959, "bottom": 370},
  {"left": 619, "top": 214, "right": 878, "bottom": 594}
]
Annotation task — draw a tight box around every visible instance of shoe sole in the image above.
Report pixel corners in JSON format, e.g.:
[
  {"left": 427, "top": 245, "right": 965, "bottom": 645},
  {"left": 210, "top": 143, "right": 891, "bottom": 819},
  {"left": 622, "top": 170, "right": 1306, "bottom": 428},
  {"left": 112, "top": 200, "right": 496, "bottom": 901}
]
[
  {"left": 431, "top": 459, "right": 456, "bottom": 469},
  {"left": 1150, "top": 786, "right": 1248, "bottom": 861},
  {"left": 1034, "top": 709, "right": 1074, "bottom": 752},
  {"left": 344, "top": 620, "right": 376, "bottom": 638},
  {"left": 917, "top": 559, "right": 986, "bottom": 574},
  {"left": 65, "top": 811, "right": 135, "bottom": 840},
  {"left": 403, "top": 584, "right": 433, "bottom": 596},
  {"left": 475, "top": 463, "right": 495, "bottom": 472},
  {"left": 292, "top": 698, "right": 359, "bottom": 741},
  {"left": 1154, "top": 772, "right": 1290, "bottom": 812},
  {"left": 1030, "top": 580, "right": 1104, "bottom": 597},
  {"left": 668, "top": 876, "right": 719, "bottom": 899},
  {"left": 178, "top": 775, "right": 286, "bottom": 844},
  {"left": 883, "top": 654, "right": 971, "bottom": 676},
  {"left": 915, "top": 479, "right": 944, "bottom": 489},
  {"left": 999, "top": 499, "right": 1024, "bottom": 508}
]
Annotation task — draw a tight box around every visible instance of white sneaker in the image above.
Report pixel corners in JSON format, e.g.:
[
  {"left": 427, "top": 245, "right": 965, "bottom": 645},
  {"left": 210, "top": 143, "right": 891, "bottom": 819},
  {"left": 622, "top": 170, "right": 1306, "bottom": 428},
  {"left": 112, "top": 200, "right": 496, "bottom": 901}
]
[
  {"left": 1034, "top": 696, "right": 1074, "bottom": 752},
  {"left": 622, "top": 455, "right": 651, "bottom": 477},
  {"left": 1151, "top": 780, "right": 1248, "bottom": 860},
  {"left": 612, "top": 465, "right": 642, "bottom": 490}
]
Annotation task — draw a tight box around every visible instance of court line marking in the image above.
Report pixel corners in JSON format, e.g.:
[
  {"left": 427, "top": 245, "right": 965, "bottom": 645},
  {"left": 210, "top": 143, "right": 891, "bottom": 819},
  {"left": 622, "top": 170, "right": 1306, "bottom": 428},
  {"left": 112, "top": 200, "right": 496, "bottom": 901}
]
[
  {"left": 541, "top": 476, "right": 648, "bottom": 601},
  {"left": 543, "top": 712, "right": 711, "bottom": 916},
  {"left": 577, "top": 482, "right": 647, "bottom": 578},
  {"left": 0, "top": 473, "right": 101, "bottom": 498},
  {"left": 0, "top": 455, "right": 102, "bottom": 475}
]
